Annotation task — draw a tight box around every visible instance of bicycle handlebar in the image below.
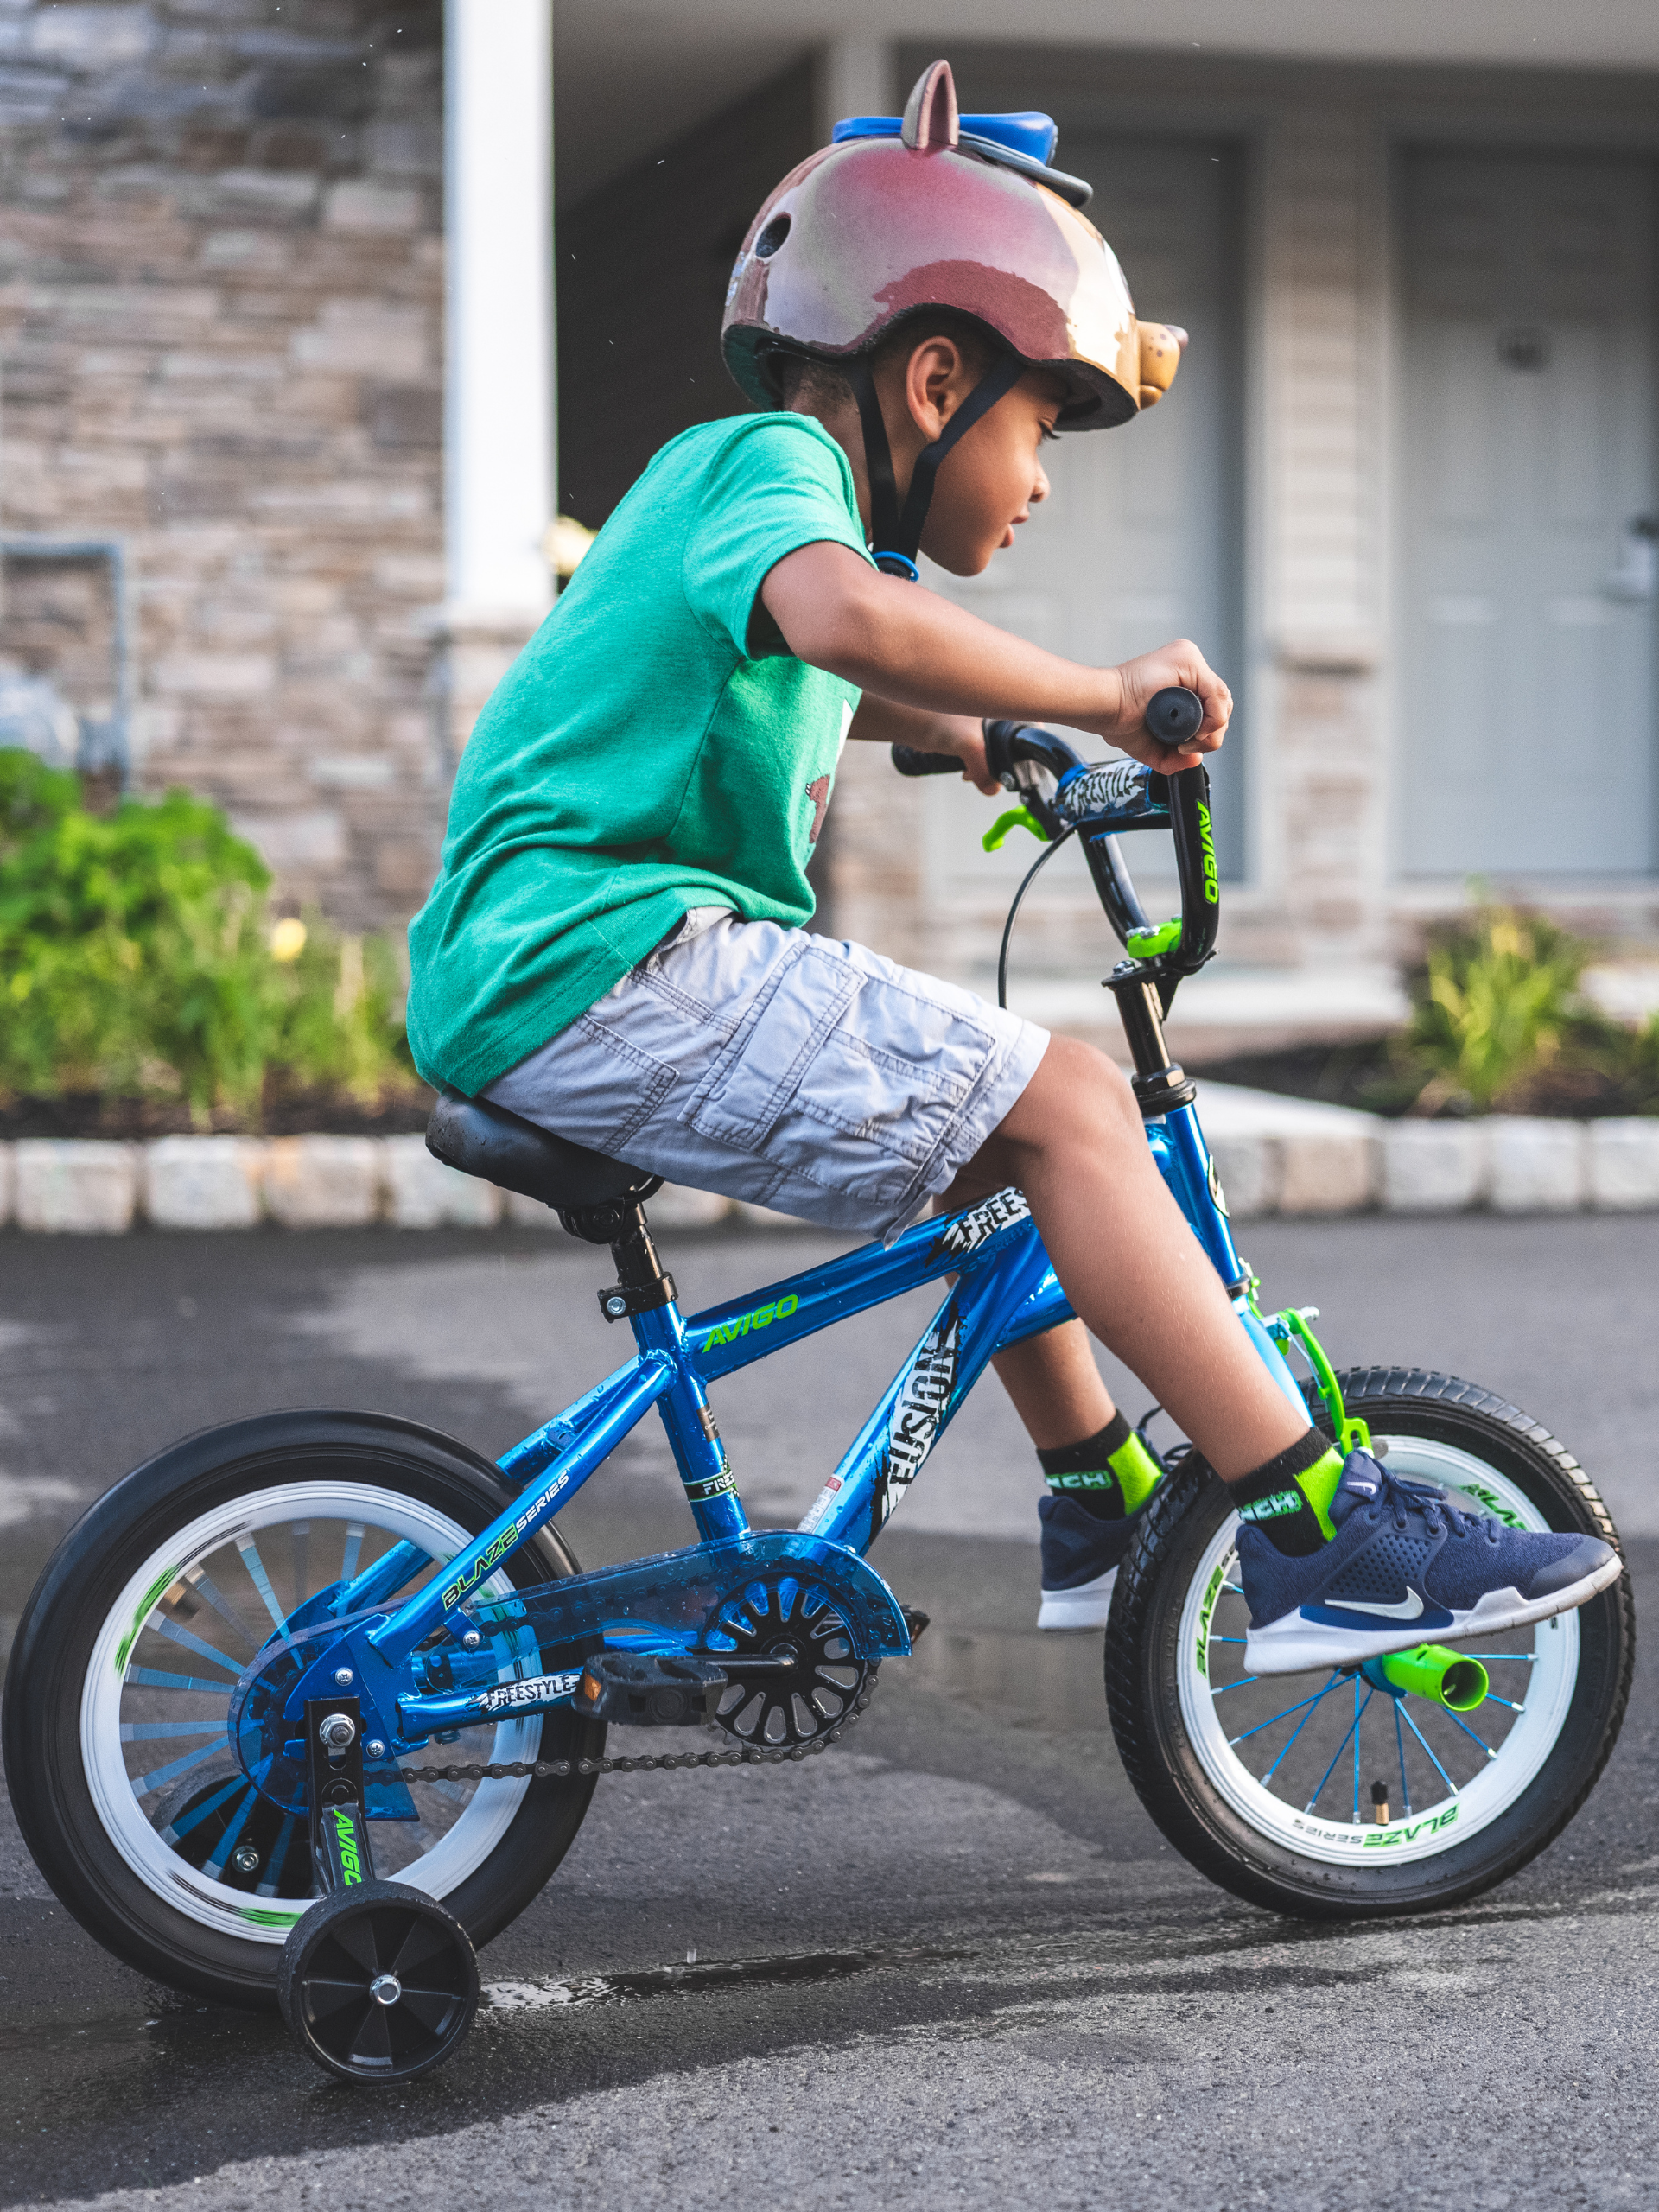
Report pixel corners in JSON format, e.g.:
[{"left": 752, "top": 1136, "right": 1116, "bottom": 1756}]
[{"left": 887, "top": 687, "right": 1217, "bottom": 983}]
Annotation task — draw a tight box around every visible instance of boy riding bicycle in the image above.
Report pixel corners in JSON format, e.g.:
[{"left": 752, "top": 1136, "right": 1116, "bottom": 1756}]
[{"left": 407, "top": 61, "right": 1616, "bottom": 1674}]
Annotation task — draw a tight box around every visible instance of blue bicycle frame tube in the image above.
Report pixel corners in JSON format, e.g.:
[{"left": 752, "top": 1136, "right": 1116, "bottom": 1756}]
[{"left": 342, "top": 1098, "right": 1306, "bottom": 1694}]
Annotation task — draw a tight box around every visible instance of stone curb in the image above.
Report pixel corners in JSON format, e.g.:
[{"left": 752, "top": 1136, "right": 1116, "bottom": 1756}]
[{"left": 0, "top": 1113, "right": 1655, "bottom": 1231}]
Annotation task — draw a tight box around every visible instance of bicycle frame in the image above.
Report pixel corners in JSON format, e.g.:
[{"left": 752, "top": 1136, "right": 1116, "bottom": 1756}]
[
  {"left": 253, "top": 719, "right": 1325, "bottom": 1802},
  {"left": 256, "top": 1102, "right": 1312, "bottom": 1802}
]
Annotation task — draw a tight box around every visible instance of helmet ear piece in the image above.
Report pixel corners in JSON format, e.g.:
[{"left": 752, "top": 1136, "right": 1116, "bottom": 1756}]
[
  {"left": 1135, "top": 322, "right": 1185, "bottom": 410},
  {"left": 902, "top": 59, "right": 959, "bottom": 151}
]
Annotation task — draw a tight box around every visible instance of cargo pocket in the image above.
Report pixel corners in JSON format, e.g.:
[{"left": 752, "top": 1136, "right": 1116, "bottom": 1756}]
[
  {"left": 546, "top": 1011, "right": 678, "bottom": 1154},
  {"left": 686, "top": 939, "right": 1001, "bottom": 1186}
]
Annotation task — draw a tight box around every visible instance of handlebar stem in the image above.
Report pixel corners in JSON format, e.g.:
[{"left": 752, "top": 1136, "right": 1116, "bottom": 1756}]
[{"left": 1107, "top": 970, "right": 1198, "bottom": 1121}]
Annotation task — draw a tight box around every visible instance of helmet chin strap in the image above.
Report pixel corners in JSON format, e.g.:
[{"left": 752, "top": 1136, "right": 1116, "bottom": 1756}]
[{"left": 850, "top": 353, "right": 1027, "bottom": 580}]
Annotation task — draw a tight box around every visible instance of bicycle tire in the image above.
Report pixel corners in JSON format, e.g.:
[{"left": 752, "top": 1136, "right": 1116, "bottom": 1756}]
[
  {"left": 2, "top": 1409, "right": 603, "bottom": 2010},
  {"left": 1104, "top": 1369, "right": 1634, "bottom": 1919}
]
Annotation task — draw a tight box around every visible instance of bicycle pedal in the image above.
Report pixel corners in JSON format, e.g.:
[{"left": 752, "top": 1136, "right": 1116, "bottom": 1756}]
[
  {"left": 901, "top": 1605, "right": 931, "bottom": 1644},
  {"left": 574, "top": 1651, "right": 728, "bottom": 1726}
]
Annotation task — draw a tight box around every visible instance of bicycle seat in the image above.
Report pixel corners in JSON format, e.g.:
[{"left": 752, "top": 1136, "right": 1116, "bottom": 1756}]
[{"left": 425, "top": 1087, "right": 660, "bottom": 1212}]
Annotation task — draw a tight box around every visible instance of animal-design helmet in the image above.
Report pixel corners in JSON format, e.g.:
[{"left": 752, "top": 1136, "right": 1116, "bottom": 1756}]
[{"left": 722, "top": 60, "right": 1183, "bottom": 566}]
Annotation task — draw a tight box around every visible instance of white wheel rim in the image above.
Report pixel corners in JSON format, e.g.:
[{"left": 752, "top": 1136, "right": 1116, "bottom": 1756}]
[
  {"left": 1176, "top": 1437, "right": 1580, "bottom": 1868},
  {"left": 82, "top": 1480, "right": 549, "bottom": 1945}
]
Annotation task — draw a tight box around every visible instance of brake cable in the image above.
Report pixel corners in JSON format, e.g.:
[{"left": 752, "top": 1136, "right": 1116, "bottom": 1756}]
[{"left": 995, "top": 822, "right": 1077, "bottom": 1011}]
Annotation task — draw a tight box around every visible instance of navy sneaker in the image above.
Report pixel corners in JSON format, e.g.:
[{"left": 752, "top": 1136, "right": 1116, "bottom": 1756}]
[
  {"left": 1037, "top": 1494, "right": 1147, "bottom": 1630},
  {"left": 1238, "top": 1450, "right": 1621, "bottom": 1676}
]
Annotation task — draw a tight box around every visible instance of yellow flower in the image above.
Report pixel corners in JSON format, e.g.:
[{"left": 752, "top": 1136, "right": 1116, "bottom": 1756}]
[{"left": 270, "top": 918, "right": 308, "bottom": 963}]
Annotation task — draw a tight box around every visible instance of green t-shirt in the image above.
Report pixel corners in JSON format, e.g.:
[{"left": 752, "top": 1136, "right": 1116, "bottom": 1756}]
[{"left": 405, "top": 414, "right": 871, "bottom": 1096}]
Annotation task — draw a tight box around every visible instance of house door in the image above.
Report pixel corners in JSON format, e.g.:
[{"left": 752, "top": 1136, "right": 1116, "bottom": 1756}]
[
  {"left": 922, "top": 136, "right": 1246, "bottom": 911},
  {"left": 1399, "top": 151, "right": 1657, "bottom": 877}
]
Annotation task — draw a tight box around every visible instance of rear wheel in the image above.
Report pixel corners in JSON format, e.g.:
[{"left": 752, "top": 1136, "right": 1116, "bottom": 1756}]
[
  {"left": 2, "top": 1411, "right": 602, "bottom": 2009},
  {"left": 1105, "top": 1370, "right": 1633, "bottom": 1918}
]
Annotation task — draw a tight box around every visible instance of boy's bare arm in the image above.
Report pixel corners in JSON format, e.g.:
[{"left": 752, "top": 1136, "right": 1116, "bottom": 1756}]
[
  {"left": 761, "top": 540, "right": 1230, "bottom": 774},
  {"left": 845, "top": 695, "right": 1001, "bottom": 794}
]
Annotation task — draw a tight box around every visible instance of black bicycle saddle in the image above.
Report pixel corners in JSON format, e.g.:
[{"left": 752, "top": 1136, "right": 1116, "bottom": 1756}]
[{"left": 425, "top": 1086, "right": 659, "bottom": 1212}]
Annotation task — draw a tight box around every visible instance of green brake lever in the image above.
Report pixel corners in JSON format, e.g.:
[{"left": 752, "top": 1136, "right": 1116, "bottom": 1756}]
[{"left": 982, "top": 807, "right": 1046, "bottom": 853}]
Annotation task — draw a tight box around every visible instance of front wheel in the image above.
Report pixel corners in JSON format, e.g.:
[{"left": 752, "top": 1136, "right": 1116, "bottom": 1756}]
[
  {"left": 1105, "top": 1370, "right": 1634, "bottom": 1918},
  {"left": 2, "top": 1410, "right": 603, "bottom": 2010}
]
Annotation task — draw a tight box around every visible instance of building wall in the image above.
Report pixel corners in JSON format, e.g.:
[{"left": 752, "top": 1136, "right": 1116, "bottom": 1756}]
[
  {"left": 556, "top": 58, "right": 812, "bottom": 529},
  {"left": 824, "top": 43, "right": 1659, "bottom": 1019},
  {"left": 0, "top": 0, "right": 446, "bottom": 929}
]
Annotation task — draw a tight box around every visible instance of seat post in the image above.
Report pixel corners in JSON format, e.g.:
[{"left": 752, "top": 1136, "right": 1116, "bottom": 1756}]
[{"left": 559, "top": 1198, "right": 679, "bottom": 1326}]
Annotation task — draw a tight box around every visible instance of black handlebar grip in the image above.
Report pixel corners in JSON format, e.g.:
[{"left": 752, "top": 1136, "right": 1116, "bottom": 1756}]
[
  {"left": 1145, "top": 686, "right": 1205, "bottom": 748},
  {"left": 891, "top": 744, "right": 964, "bottom": 777}
]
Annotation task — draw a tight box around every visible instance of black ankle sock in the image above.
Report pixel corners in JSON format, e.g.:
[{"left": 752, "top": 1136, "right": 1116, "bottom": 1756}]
[
  {"left": 1039, "top": 1412, "right": 1156, "bottom": 1522},
  {"left": 1228, "top": 1428, "right": 1344, "bottom": 1556}
]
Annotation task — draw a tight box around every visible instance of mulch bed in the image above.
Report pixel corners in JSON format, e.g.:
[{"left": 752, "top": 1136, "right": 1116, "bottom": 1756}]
[{"left": 0, "top": 1082, "right": 436, "bottom": 1141}]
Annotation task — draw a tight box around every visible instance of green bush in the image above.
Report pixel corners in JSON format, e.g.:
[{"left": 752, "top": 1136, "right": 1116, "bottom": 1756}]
[
  {"left": 0, "top": 747, "right": 412, "bottom": 1117},
  {"left": 1402, "top": 904, "right": 1588, "bottom": 1112}
]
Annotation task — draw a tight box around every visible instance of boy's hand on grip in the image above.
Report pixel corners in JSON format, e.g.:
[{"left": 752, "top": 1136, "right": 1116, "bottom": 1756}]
[{"left": 1084, "top": 640, "right": 1230, "bottom": 772}]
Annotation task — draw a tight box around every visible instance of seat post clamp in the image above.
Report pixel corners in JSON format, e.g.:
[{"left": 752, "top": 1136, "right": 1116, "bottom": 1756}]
[{"left": 598, "top": 1275, "right": 678, "bottom": 1324}]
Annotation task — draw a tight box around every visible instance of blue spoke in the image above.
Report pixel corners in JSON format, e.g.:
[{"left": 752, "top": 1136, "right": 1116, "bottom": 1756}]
[
  {"left": 1230, "top": 1681, "right": 1338, "bottom": 1746},
  {"left": 1223, "top": 1581, "right": 1244, "bottom": 1596},
  {"left": 149, "top": 1618, "right": 243, "bottom": 1675},
  {"left": 1400, "top": 1701, "right": 1459, "bottom": 1796},
  {"left": 236, "top": 1535, "right": 287, "bottom": 1631},
  {"left": 1306, "top": 1688, "right": 1373, "bottom": 1815},
  {"left": 130, "top": 1734, "right": 231, "bottom": 1798},
  {"left": 291, "top": 1522, "right": 309, "bottom": 1606},
  {"left": 1260, "top": 1675, "right": 1344, "bottom": 1786},
  {"left": 1444, "top": 1707, "right": 1497, "bottom": 1759},
  {"left": 1209, "top": 1676, "right": 1256, "bottom": 1694},
  {"left": 161, "top": 1773, "right": 249, "bottom": 1845},
  {"left": 181, "top": 1567, "right": 258, "bottom": 1650},
  {"left": 1482, "top": 1693, "right": 1525, "bottom": 1712},
  {"left": 127, "top": 1665, "right": 236, "bottom": 1697},
  {"left": 1470, "top": 1653, "right": 1535, "bottom": 1662},
  {"left": 1353, "top": 1676, "right": 1363, "bottom": 1824},
  {"left": 204, "top": 1785, "right": 260, "bottom": 1878},
  {"left": 120, "top": 1719, "right": 227, "bottom": 1743},
  {"left": 340, "top": 1521, "right": 365, "bottom": 1584},
  {"left": 1209, "top": 1636, "right": 1247, "bottom": 1644},
  {"left": 1395, "top": 1698, "right": 1412, "bottom": 1818},
  {"left": 255, "top": 1815, "right": 300, "bottom": 1897}
]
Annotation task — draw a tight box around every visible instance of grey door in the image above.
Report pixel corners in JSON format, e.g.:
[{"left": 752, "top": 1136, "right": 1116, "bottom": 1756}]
[
  {"left": 923, "top": 136, "right": 1246, "bottom": 909},
  {"left": 1399, "top": 151, "right": 1657, "bottom": 876}
]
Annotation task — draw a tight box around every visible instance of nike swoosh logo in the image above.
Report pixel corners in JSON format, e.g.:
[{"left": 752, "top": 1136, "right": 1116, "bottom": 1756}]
[{"left": 1319, "top": 1587, "right": 1425, "bottom": 1622}]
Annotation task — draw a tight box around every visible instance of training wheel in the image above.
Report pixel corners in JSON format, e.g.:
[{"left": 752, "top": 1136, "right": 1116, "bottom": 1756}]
[{"left": 278, "top": 1879, "right": 479, "bottom": 2085}]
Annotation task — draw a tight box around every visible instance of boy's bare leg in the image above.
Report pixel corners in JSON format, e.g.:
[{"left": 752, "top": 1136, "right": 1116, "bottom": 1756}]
[
  {"left": 958, "top": 1037, "right": 1310, "bottom": 1480},
  {"left": 934, "top": 1160, "right": 1118, "bottom": 1451},
  {"left": 988, "top": 1321, "right": 1116, "bottom": 1452}
]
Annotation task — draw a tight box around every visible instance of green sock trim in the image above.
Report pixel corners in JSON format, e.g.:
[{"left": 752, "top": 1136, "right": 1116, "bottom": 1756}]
[
  {"left": 1107, "top": 1430, "right": 1164, "bottom": 1512},
  {"left": 1046, "top": 1467, "right": 1121, "bottom": 1496},
  {"left": 1294, "top": 1446, "right": 1344, "bottom": 1541}
]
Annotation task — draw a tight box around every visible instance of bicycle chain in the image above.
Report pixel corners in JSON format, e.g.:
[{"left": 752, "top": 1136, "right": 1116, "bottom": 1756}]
[{"left": 396, "top": 1665, "right": 878, "bottom": 1786}]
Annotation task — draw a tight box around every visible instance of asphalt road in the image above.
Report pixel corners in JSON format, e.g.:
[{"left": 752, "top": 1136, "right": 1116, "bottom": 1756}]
[{"left": 2, "top": 1212, "right": 1656, "bottom": 2212}]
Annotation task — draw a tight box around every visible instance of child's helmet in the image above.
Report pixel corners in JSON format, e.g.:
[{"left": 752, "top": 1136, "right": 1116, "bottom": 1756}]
[{"left": 721, "top": 60, "right": 1182, "bottom": 575}]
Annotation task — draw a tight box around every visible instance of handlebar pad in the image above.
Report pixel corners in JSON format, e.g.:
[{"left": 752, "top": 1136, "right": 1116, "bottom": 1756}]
[
  {"left": 1145, "top": 686, "right": 1205, "bottom": 747},
  {"left": 891, "top": 745, "right": 964, "bottom": 778}
]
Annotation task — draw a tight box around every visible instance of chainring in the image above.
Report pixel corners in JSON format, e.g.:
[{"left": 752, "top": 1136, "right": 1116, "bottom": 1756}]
[{"left": 702, "top": 1572, "right": 874, "bottom": 1749}]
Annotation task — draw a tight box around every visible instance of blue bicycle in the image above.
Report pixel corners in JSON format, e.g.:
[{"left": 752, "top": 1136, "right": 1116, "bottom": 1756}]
[{"left": 3, "top": 701, "right": 1632, "bottom": 2084}]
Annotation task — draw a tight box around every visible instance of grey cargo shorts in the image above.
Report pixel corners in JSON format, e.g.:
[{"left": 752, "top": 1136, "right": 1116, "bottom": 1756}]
[{"left": 485, "top": 909, "right": 1049, "bottom": 1239}]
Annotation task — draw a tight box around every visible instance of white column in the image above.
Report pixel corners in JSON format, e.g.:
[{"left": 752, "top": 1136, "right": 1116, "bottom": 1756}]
[
  {"left": 443, "top": 0, "right": 553, "bottom": 620},
  {"left": 814, "top": 35, "right": 893, "bottom": 145}
]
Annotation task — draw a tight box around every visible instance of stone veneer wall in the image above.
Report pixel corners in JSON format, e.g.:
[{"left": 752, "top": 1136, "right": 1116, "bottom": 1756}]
[{"left": 0, "top": 0, "right": 445, "bottom": 930}]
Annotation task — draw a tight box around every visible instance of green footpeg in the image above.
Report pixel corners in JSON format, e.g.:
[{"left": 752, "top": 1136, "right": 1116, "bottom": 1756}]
[{"left": 1360, "top": 1643, "right": 1489, "bottom": 1713}]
